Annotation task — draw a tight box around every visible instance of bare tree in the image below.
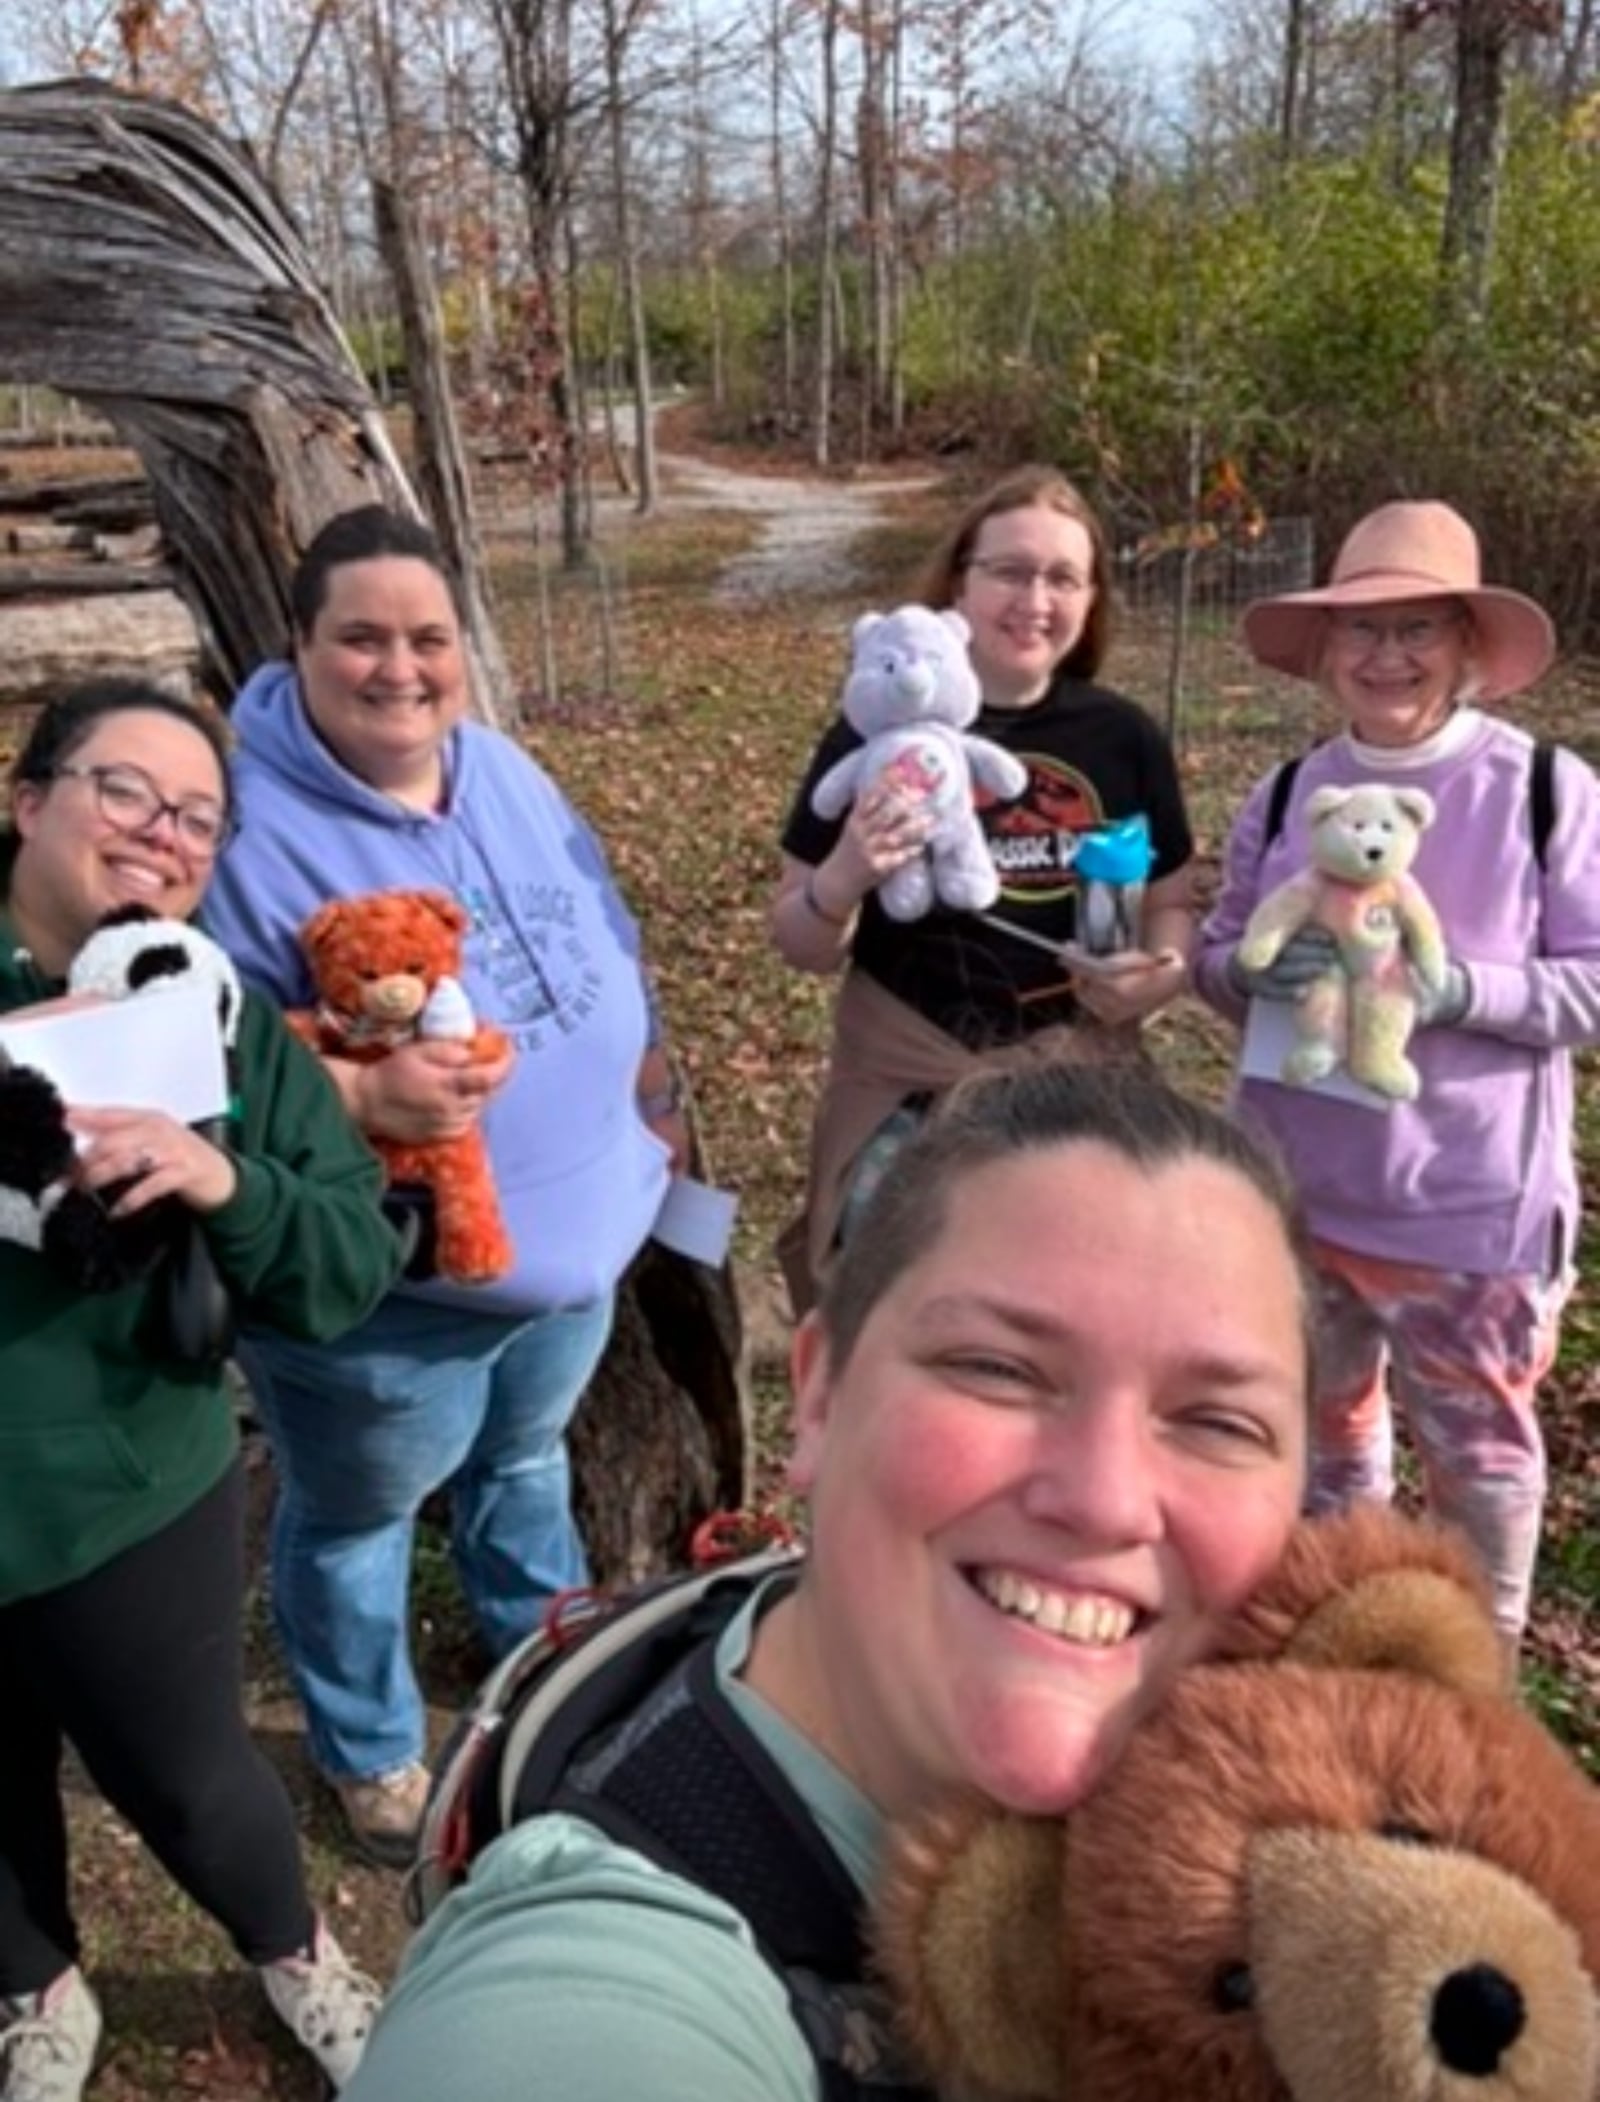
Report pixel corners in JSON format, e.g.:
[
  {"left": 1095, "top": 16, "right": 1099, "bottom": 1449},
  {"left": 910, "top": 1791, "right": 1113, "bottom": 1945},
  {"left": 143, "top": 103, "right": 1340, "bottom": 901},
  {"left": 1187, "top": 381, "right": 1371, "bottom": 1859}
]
[
  {"left": 812, "top": 0, "right": 841, "bottom": 468},
  {"left": 347, "top": 0, "right": 509, "bottom": 700},
  {"left": 1279, "top": 0, "right": 1313, "bottom": 154},
  {"left": 1425, "top": 0, "right": 1560, "bottom": 324},
  {"left": 601, "top": 0, "right": 657, "bottom": 511},
  {"left": 485, "top": 0, "right": 589, "bottom": 565},
  {"left": 770, "top": 0, "right": 798, "bottom": 426}
]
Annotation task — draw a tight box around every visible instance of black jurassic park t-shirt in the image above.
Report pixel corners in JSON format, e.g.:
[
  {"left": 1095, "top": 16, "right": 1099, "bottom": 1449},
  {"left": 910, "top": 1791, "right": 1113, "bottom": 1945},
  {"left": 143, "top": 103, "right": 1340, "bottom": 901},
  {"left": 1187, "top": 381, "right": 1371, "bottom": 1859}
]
[{"left": 782, "top": 673, "right": 1192, "bottom": 1049}]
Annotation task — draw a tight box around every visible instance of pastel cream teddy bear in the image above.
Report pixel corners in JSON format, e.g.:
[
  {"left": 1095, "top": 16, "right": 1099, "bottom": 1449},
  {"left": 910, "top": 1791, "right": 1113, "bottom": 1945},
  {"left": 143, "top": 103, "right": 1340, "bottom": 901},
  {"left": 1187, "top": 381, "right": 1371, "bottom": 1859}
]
[{"left": 1237, "top": 782, "right": 1448, "bottom": 1101}]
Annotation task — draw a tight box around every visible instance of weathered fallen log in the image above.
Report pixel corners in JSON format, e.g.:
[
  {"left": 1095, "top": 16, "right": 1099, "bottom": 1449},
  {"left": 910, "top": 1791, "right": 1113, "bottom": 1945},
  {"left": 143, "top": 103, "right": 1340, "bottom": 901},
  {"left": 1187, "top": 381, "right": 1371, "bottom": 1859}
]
[
  {"left": 0, "top": 473, "right": 151, "bottom": 516},
  {"left": 0, "top": 589, "right": 199, "bottom": 703},
  {"left": 0, "top": 564, "right": 174, "bottom": 600},
  {"left": 0, "top": 81, "right": 413, "bottom": 699}
]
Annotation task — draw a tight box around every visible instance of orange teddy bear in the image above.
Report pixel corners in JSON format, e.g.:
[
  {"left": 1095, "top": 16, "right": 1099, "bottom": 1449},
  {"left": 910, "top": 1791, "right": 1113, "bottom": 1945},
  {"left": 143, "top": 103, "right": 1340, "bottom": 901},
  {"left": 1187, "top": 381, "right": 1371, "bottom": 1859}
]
[{"left": 288, "top": 889, "right": 514, "bottom": 1284}]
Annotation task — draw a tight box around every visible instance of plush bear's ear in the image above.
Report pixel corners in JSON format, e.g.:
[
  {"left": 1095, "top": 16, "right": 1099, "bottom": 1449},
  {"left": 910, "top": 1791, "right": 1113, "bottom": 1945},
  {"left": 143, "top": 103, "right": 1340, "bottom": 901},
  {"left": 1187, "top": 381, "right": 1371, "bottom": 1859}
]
[
  {"left": 299, "top": 898, "right": 349, "bottom": 959},
  {"left": 853, "top": 611, "right": 885, "bottom": 648},
  {"left": 1304, "top": 784, "right": 1353, "bottom": 823},
  {"left": 1391, "top": 786, "right": 1436, "bottom": 833},
  {"left": 1218, "top": 1508, "right": 1503, "bottom": 1695},
  {"left": 412, "top": 889, "right": 470, "bottom": 936},
  {"left": 936, "top": 607, "right": 971, "bottom": 646},
  {"left": 874, "top": 1799, "right": 1065, "bottom": 2100}
]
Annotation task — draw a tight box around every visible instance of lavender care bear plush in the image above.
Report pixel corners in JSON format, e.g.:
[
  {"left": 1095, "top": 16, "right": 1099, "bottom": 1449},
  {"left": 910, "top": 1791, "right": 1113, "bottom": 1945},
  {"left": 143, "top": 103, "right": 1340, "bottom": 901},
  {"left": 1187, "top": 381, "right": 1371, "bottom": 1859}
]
[{"left": 811, "top": 605, "right": 1028, "bottom": 920}]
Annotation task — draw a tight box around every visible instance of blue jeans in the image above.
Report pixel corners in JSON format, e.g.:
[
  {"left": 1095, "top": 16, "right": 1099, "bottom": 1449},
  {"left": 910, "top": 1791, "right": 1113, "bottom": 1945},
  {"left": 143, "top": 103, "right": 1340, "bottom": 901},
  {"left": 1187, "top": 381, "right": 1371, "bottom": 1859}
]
[{"left": 240, "top": 1291, "right": 613, "bottom": 1780}]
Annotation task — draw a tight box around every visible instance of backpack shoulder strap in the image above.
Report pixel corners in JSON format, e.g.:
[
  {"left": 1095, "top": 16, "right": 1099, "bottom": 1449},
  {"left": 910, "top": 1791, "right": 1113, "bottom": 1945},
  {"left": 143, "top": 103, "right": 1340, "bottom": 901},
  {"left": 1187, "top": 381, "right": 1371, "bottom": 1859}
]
[
  {"left": 543, "top": 1584, "right": 865, "bottom": 1977},
  {"left": 1261, "top": 753, "right": 1304, "bottom": 858},
  {"left": 515, "top": 1567, "right": 932, "bottom": 2099},
  {"left": 1530, "top": 738, "right": 1557, "bottom": 872}
]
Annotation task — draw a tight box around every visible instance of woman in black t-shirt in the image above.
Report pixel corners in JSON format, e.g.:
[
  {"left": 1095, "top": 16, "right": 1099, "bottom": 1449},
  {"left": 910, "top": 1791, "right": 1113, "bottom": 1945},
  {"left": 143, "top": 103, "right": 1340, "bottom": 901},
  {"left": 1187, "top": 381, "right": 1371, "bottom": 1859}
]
[{"left": 771, "top": 466, "right": 1196, "bottom": 1305}]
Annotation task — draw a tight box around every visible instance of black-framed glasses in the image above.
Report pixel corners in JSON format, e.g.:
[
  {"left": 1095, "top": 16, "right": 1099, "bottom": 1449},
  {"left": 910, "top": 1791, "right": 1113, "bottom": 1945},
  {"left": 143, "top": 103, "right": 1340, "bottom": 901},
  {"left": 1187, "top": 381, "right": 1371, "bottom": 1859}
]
[{"left": 51, "top": 762, "right": 236, "bottom": 856}]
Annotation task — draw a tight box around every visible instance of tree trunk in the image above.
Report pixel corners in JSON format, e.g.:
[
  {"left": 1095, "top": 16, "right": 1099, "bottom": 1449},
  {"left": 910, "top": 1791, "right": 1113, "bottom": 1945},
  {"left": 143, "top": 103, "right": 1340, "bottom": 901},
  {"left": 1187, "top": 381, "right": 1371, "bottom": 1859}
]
[
  {"left": 603, "top": 0, "right": 656, "bottom": 514},
  {"left": 0, "top": 77, "right": 749, "bottom": 1585},
  {"left": 1557, "top": 0, "right": 1597, "bottom": 108},
  {"left": 372, "top": 176, "right": 511, "bottom": 706},
  {"left": 1439, "top": 0, "right": 1512, "bottom": 327},
  {"left": 1279, "top": 0, "right": 1309, "bottom": 157},
  {"left": 814, "top": 0, "right": 841, "bottom": 470},
  {"left": 770, "top": 0, "right": 797, "bottom": 428}
]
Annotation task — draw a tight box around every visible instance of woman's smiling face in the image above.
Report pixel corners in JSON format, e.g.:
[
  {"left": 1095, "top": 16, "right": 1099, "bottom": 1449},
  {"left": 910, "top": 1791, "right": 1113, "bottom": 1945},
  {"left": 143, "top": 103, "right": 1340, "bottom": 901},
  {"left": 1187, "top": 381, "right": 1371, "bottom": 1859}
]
[
  {"left": 295, "top": 555, "right": 468, "bottom": 796},
  {"left": 10, "top": 709, "right": 228, "bottom": 968},
  {"left": 952, "top": 503, "right": 1097, "bottom": 708},
  {"left": 779, "top": 1142, "right": 1308, "bottom": 1819},
  {"left": 1319, "top": 597, "right": 1474, "bottom": 748}
]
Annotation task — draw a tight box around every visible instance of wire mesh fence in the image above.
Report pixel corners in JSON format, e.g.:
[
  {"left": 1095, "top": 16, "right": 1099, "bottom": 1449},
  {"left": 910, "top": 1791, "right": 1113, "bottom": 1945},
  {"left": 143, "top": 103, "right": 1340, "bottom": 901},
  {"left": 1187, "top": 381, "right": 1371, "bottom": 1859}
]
[{"left": 1113, "top": 516, "right": 1318, "bottom": 757}]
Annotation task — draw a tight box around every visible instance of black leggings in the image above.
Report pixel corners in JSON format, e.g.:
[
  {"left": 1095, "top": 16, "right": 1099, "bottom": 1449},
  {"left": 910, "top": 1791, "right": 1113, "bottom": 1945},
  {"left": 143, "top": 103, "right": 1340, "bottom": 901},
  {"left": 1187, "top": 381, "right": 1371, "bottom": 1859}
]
[{"left": 0, "top": 1463, "right": 315, "bottom": 1994}]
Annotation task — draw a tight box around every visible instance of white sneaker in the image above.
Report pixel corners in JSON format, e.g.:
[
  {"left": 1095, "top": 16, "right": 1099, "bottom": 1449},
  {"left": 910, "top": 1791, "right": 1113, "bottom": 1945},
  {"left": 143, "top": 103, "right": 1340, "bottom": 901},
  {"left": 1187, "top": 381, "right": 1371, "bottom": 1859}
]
[
  {"left": 0, "top": 1968, "right": 101, "bottom": 2102},
  {"left": 260, "top": 1920, "right": 382, "bottom": 2090}
]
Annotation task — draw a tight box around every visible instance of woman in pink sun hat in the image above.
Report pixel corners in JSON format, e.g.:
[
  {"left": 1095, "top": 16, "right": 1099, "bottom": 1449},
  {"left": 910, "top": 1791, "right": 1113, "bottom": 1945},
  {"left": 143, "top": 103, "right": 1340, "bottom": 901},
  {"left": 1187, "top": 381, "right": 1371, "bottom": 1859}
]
[{"left": 1193, "top": 498, "right": 1600, "bottom": 1659}]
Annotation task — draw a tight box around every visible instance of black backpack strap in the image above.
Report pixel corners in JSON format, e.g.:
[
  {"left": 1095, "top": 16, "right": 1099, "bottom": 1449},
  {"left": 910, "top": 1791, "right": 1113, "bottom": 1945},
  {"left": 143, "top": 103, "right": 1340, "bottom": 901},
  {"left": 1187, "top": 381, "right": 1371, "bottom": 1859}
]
[
  {"left": 542, "top": 1588, "right": 929, "bottom": 2097},
  {"left": 1530, "top": 739, "right": 1556, "bottom": 872},
  {"left": 1261, "top": 754, "right": 1303, "bottom": 858},
  {"left": 555, "top": 1637, "right": 865, "bottom": 1976}
]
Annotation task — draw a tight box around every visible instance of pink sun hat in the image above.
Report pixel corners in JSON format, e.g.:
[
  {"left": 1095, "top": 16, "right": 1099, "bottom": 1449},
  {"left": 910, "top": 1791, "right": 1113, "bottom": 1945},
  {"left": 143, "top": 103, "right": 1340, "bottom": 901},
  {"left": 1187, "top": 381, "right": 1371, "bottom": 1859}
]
[{"left": 1241, "top": 500, "right": 1556, "bottom": 701}]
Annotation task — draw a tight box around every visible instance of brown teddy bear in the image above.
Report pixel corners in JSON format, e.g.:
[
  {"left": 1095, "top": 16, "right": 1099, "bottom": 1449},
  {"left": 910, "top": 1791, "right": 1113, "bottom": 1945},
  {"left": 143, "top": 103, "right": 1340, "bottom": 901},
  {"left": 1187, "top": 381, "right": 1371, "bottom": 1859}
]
[
  {"left": 874, "top": 1508, "right": 1600, "bottom": 2102},
  {"left": 288, "top": 888, "right": 515, "bottom": 1285}
]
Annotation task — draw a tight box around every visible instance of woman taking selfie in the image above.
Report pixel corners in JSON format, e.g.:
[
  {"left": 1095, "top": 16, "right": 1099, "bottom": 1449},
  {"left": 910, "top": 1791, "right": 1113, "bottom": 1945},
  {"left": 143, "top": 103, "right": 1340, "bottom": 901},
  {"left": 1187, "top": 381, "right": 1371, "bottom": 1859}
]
[{"left": 345, "top": 1059, "right": 1311, "bottom": 2101}]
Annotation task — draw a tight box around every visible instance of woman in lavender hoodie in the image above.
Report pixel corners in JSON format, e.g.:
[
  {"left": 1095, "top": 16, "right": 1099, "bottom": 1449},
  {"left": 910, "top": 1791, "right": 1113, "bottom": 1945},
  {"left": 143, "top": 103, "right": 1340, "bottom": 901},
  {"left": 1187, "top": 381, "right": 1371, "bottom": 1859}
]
[
  {"left": 1193, "top": 500, "right": 1600, "bottom": 1657},
  {"left": 207, "top": 507, "right": 684, "bottom": 1867}
]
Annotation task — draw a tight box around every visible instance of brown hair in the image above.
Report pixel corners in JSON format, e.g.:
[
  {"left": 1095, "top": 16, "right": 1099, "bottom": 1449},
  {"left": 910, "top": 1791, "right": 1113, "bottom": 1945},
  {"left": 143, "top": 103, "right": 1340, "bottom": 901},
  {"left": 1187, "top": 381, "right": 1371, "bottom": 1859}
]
[
  {"left": 817, "top": 1056, "right": 1314, "bottom": 1378},
  {"left": 916, "top": 465, "right": 1115, "bottom": 681},
  {"left": 290, "top": 505, "right": 462, "bottom": 641},
  {"left": 9, "top": 679, "right": 233, "bottom": 816}
]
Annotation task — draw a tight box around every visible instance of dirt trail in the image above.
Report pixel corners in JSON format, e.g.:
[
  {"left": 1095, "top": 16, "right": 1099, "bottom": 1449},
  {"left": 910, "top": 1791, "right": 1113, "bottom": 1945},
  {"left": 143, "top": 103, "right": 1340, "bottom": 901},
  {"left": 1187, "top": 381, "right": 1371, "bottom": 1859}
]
[{"left": 623, "top": 446, "right": 940, "bottom": 604}]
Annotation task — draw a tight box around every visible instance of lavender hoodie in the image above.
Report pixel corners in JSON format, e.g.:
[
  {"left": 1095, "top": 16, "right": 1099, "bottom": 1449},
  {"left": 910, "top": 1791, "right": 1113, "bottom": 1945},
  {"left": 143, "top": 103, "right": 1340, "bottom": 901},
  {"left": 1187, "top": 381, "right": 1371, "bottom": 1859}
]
[
  {"left": 1193, "top": 713, "right": 1600, "bottom": 1276},
  {"left": 206, "top": 662, "right": 670, "bottom": 1316}
]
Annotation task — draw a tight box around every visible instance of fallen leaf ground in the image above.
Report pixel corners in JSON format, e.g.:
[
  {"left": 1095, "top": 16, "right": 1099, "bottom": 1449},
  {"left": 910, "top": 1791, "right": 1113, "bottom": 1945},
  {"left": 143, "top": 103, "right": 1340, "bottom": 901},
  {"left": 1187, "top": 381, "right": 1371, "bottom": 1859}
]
[{"left": 5, "top": 424, "right": 1595, "bottom": 2095}]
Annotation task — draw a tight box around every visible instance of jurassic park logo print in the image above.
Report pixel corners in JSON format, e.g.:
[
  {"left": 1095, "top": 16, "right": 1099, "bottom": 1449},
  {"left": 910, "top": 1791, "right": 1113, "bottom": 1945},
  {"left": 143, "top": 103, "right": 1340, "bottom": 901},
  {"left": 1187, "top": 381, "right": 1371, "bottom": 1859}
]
[{"left": 980, "top": 753, "right": 1103, "bottom": 904}]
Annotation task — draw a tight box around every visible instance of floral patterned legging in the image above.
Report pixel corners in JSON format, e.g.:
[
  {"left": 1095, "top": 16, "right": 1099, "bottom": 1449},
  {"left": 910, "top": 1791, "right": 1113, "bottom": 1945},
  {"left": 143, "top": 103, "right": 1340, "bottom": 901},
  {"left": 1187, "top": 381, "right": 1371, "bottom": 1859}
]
[{"left": 1307, "top": 1236, "right": 1568, "bottom": 1638}]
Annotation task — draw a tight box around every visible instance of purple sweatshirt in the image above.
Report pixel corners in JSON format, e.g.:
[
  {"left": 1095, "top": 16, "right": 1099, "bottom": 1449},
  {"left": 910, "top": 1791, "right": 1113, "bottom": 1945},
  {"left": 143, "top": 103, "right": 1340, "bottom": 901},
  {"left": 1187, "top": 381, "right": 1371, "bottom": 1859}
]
[
  {"left": 206, "top": 662, "right": 671, "bottom": 1317},
  {"left": 1193, "top": 713, "right": 1600, "bottom": 1276}
]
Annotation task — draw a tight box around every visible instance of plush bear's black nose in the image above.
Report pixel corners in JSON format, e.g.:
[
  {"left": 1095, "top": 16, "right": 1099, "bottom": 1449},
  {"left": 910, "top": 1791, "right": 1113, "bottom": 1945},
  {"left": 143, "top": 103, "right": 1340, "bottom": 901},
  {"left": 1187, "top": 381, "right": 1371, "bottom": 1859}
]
[{"left": 1430, "top": 1963, "right": 1526, "bottom": 2076}]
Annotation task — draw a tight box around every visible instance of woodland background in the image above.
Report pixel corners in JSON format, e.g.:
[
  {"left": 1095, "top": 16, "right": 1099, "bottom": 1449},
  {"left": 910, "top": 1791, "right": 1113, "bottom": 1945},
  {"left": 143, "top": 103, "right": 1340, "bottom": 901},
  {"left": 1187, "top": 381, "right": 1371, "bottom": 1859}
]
[
  {"left": 4, "top": 0, "right": 1600, "bottom": 633},
  {"left": 0, "top": 1, "right": 1595, "bottom": 2094}
]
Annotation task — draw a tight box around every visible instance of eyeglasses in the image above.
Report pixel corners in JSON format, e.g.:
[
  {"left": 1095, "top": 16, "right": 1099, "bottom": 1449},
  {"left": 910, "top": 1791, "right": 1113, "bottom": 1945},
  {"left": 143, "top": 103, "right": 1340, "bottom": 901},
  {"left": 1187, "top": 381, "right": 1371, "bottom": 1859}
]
[
  {"left": 51, "top": 762, "right": 236, "bottom": 856},
  {"left": 966, "top": 557, "right": 1091, "bottom": 600},
  {"left": 1327, "top": 612, "right": 1463, "bottom": 655}
]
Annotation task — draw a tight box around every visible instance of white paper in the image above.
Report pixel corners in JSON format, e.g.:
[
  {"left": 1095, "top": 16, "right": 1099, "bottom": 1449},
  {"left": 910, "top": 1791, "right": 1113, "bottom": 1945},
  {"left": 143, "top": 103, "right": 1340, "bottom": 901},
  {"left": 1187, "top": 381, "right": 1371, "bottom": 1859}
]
[
  {"left": 652, "top": 1175, "right": 738, "bottom": 1268},
  {"left": 1240, "top": 997, "right": 1393, "bottom": 1113},
  {"left": 0, "top": 981, "right": 229, "bottom": 1125}
]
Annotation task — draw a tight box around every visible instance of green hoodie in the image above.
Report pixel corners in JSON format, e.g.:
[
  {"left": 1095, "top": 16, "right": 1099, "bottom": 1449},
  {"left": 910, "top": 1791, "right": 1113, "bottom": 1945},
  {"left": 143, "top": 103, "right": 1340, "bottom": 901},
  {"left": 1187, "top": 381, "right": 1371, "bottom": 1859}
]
[{"left": 0, "top": 870, "right": 403, "bottom": 1602}]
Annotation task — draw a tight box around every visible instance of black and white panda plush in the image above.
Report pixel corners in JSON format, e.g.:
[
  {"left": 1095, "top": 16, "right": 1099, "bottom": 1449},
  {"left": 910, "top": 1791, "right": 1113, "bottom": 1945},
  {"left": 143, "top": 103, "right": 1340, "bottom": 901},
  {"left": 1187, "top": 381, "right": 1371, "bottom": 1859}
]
[
  {"left": 68, "top": 903, "right": 243, "bottom": 1052},
  {"left": 0, "top": 906, "right": 243, "bottom": 1298}
]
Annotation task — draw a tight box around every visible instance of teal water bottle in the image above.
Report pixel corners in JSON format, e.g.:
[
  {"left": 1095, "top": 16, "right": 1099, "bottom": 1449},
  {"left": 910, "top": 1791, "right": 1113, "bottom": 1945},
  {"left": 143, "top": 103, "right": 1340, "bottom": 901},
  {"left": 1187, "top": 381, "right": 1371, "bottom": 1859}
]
[{"left": 1074, "top": 814, "right": 1154, "bottom": 956}]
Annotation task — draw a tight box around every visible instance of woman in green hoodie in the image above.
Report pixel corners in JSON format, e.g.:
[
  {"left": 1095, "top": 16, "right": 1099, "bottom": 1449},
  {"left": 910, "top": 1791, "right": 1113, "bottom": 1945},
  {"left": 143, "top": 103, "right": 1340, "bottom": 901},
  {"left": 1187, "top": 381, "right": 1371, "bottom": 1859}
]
[{"left": 0, "top": 681, "right": 403, "bottom": 2101}]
